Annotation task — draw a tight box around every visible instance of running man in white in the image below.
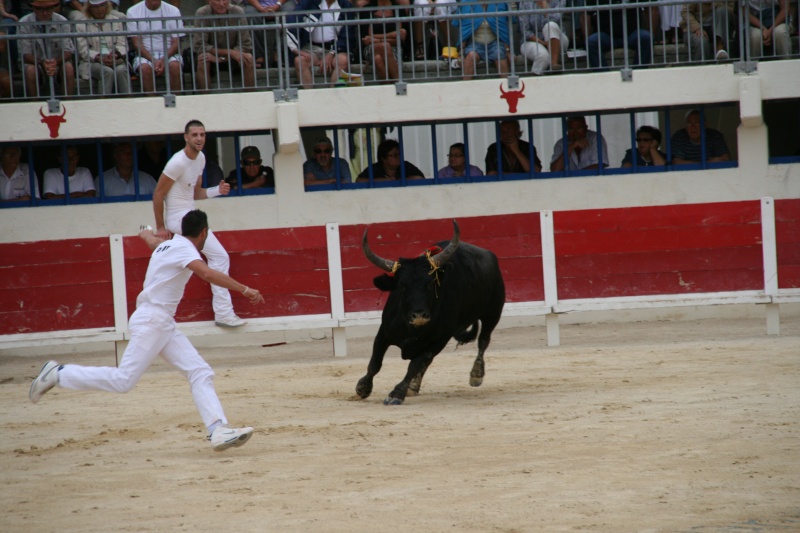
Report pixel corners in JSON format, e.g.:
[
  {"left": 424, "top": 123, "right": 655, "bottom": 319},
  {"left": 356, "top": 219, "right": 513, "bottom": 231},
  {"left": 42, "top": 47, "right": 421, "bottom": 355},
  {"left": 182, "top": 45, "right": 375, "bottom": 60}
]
[
  {"left": 29, "top": 209, "right": 264, "bottom": 452},
  {"left": 152, "top": 119, "right": 245, "bottom": 328}
]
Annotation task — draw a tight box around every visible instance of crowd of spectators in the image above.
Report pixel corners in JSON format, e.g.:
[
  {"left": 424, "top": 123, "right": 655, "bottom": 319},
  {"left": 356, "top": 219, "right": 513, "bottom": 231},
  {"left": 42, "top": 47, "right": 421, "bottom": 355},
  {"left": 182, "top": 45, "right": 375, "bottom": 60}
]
[{"left": 0, "top": 0, "right": 795, "bottom": 97}]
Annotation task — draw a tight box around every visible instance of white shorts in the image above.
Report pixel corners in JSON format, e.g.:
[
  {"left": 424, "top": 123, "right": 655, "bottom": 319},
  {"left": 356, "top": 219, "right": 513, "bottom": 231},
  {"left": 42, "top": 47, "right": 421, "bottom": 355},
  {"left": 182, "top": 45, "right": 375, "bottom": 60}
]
[
  {"left": 413, "top": 0, "right": 455, "bottom": 18},
  {"left": 133, "top": 53, "right": 184, "bottom": 72}
]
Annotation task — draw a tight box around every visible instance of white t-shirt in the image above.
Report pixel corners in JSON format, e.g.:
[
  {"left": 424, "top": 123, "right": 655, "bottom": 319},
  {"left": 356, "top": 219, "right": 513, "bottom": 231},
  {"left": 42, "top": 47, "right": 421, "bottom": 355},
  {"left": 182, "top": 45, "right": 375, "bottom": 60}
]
[
  {"left": 0, "top": 163, "right": 40, "bottom": 200},
  {"left": 126, "top": 1, "right": 184, "bottom": 58},
  {"left": 43, "top": 167, "right": 96, "bottom": 196},
  {"left": 136, "top": 234, "right": 201, "bottom": 316},
  {"left": 162, "top": 150, "right": 206, "bottom": 233}
]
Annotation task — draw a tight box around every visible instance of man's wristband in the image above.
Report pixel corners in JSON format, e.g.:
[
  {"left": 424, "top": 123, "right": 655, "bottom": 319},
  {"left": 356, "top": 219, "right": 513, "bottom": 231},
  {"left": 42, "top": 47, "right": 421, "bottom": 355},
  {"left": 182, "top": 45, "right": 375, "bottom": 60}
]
[{"left": 206, "top": 185, "right": 221, "bottom": 198}]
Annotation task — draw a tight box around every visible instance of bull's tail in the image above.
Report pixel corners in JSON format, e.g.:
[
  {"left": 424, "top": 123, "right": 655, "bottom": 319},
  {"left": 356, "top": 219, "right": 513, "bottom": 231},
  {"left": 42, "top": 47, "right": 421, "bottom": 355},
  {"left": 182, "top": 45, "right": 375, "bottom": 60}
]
[{"left": 454, "top": 321, "right": 480, "bottom": 346}]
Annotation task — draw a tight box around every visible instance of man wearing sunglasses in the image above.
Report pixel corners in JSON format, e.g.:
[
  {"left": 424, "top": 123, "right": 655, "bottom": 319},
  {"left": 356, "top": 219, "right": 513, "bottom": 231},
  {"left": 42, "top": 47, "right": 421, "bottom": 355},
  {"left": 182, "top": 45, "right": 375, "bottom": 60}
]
[
  {"left": 303, "top": 136, "right": 351, "bottom": 185},
  {"left": 224, "top": 145, "right": 275, "bottom": 189},
  {"left": 18, "top": 0, "right": 76, "bottom": 97}
]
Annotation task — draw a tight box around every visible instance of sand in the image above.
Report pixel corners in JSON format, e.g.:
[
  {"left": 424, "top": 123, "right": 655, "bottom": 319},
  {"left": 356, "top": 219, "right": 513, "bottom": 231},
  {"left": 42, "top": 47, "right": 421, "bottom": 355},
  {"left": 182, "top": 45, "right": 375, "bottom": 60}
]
[{"left": 2, "top": 317, "right": 799, "bottom": 533}]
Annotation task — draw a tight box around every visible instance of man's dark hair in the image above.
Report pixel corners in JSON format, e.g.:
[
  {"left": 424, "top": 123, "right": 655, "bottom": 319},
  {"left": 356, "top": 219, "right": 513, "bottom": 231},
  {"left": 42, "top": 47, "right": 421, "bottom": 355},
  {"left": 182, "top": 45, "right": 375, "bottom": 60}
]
[
  {"left": 184, "top": 119, "right": 205, "bottom": 134},
  {"left": 377, "top": 139, "right": 400, "bottom": 162},
  {"left": 182, "top": 209, "right": 209, "bottom": 237},
  {"left": 637, "top": 125, "right": 662, "bottom": 145},
  {"left": 449, "top": 142, "right": 465, "bottom": 154}
]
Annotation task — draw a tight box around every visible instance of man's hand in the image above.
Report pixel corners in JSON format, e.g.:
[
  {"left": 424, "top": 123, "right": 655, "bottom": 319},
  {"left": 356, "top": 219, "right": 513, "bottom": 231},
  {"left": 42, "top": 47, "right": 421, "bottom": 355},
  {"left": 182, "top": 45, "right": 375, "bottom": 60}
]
[
  {"left": 42, "top": 58, "right": 57, "bottom": 76},
  {"left": 243, "top": 287, "right": 265, "bottom": 305},
  {"left": 155, "top": 227, "right": 172, "bottom": 239},
  {"left": 218, "top": 181, "right": 231, "bottom": 196}
]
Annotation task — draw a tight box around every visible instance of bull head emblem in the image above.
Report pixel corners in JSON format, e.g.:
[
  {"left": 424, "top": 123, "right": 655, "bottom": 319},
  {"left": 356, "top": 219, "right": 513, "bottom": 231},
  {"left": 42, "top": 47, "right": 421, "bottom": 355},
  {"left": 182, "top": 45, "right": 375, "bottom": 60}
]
[
  {"left": 40, "top": 105, "right": 67, "bottom": 138},
  {"left": 499, "top": 81, "right": 525, "bottom": 114}
]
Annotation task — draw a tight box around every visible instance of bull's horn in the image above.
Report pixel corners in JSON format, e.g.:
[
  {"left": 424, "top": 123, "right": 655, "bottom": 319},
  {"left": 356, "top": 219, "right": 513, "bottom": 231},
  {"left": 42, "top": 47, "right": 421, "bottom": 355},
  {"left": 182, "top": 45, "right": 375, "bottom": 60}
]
[
  {"left": 59, "top": 105, "right": 66, "bottom": 117},
  {"left": 39, "top": 107, "right": 46, "bottom": 118},
  {"left": 499, "top": 82, "right": 507, "bottom": 95},
  {"left": 519, "top": 80, "right": 525, "bottom": 94},
  {"left": 430, "top": 220, "right": 460, "bottom": 268},
  {"left": 362, "top": 228, "right": 397, "bottom": 272}
]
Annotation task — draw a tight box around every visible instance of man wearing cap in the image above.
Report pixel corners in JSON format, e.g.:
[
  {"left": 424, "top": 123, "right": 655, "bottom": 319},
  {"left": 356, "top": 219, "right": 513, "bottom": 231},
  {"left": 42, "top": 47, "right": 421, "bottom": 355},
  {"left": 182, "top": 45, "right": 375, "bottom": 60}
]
[
  {"left": 126, "top": 0, "right": 184, "bottom": 94},
  {"left": 76, "top": 0, "right": 129, "bottom": 95},
  {"left": 224, "top": 146, "right": 275, "bottom": 190},
  {"left": 303, "top": 136, "right": 351, "bottom": 185},
  {"left": 18, "top": 0, "right": 76, "bottom": 97}
]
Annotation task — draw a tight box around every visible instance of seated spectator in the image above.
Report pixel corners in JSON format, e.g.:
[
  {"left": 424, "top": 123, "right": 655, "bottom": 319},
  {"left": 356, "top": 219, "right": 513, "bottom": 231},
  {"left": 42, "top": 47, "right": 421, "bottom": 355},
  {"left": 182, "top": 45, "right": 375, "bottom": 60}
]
[
  {"left": 457, "top": 0, "right": 511, "bottom": 80},
  {"left": 287, "top": 0, "right": 359, "bottom": 89},
  {"left": 126, "top": 0, "right": 184, "bottom": 94},
  {"left": 304, "top": 136, "right": 352, "bottom": 185},
  {"left": 225, "top": 146, "right": 275, "bottom": 189},
  {"left": 244, "top": 0, "right": 294, "bottom": 69},
  {"left": 519, "top": 0, "right": 569, "bottom": 74},
  {"left": 62, "top": 0, "right": 85, "bottom": 19},
  {"left": 485, "top": 120, "right": 543, "bottom": 175},
  {"left": 438, "top": 142, "right": 484, "bottom": 178},
  {"left": 748, "top": 0, "right": 791, "bottom": 58},
  {"left": 411, "top": 0, "right": 455, "bottom": 60},
  {"left": 95, "top": 142, "right": 157, "bottom": 196},
  {"left": 356, "top": 139, "right": 425, "bottom": 182},
  {"left": 43, "top": 146, "right": 96, "bottom": 198},
  {"left": 361, "top": 0, "right": 407, "bottom": 84},
  {"left": 582, "top": 0, "right": 652, "bottom": 69},
  {"left": 621, "top": 125, "right": 667, "bottom": 167},
  {"left": 670, "top": 109, "right": 731, "bottom": 165},
  {"left": 550, "top": 115, "right": 610, "bottom": 171},
  {"left": 137, "top": 140, "right": 168, "bottom": 179},
  {"left": 0, "top": 147, "right": 41, "bottom": 201},
  {"left": 76, "top": 0, "right": 130, "bottom": 95},
  {"left": 19, "top": 0, "right": 76, "bottom": 97},
  {"left": 194, "top": 0, "right": 254, "bottom": 92},
  {"left": 680, "top": 1, "right": 733, "bottom": 61}
]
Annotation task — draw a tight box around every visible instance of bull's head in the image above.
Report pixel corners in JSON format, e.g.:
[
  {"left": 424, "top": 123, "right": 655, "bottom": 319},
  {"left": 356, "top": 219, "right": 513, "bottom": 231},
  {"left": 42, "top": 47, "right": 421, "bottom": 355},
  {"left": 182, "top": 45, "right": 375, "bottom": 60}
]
[
  {"left": 40, "top": 105, "right": 67, "bottom": 139},
  {"left": 363, "top": 220, "right": 460, "bottom": 327},
  {"left": 499, "top": 81, "right": 525, "bottom": 114}
]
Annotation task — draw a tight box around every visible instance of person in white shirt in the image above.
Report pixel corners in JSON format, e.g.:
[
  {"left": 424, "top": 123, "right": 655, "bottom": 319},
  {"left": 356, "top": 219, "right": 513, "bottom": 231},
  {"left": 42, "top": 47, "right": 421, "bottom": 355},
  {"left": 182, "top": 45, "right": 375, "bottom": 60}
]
[
  {"left": 43, "top": 146, "right": 96, "bottom": 198},
  {"left": 95, "top": 142, "right": 157, "bottom": 197},
  {"left": 549, "top": 115, "right": 610, "bottom": 172},
  {"left": 0, "top": 147, "right": 40, "bottom": 201},
  {"left": 126, "top": 0, "right": 184, "bottom": 93},
  {"left": 152, "top": 119, "right": 245, "bottom": 328},
  {"left": 29, "top": 210, "right": 264, "bottom": 452}
]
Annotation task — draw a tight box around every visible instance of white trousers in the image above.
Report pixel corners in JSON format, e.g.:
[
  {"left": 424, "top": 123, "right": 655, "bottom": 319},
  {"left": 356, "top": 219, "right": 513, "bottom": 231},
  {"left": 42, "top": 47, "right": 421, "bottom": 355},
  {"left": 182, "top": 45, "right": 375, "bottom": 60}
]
[
  {"left": 58, "top": 304, "right": 227, "bottom": 431},
  {"left": 166, "top": 212, "right": 235, "bottom": 320},
  {"left": 520, "top": 22, "right": 570, "bottom": 75}
]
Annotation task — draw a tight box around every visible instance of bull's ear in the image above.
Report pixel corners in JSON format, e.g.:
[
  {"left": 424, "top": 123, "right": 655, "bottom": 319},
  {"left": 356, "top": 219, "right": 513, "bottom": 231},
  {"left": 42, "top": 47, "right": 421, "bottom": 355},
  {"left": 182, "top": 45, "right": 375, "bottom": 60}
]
[{"left": 373, "top": 274, "right": 397, "bottom": 292}]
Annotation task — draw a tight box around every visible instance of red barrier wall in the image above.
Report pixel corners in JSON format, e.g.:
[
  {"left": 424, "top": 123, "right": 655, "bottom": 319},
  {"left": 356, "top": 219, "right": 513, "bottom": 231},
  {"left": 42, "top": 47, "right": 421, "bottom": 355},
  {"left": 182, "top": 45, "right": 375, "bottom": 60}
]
[{"left": 776, "top": 199, "right": 800, "bottom": 289}]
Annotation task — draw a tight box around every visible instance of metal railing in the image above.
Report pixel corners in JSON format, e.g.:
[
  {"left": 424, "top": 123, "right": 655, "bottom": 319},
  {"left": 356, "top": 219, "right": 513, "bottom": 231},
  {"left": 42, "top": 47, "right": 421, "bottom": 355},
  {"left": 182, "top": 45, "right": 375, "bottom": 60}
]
[{"left": 0, "top": 0, "right": 796, "bottom": 100}]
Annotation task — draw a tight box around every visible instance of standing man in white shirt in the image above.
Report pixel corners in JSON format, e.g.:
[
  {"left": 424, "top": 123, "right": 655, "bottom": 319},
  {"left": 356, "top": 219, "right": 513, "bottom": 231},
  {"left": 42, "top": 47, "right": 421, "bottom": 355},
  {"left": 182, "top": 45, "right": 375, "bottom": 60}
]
[
  {"left": 152, "top": 119, "right": 246, "bottom": 328},
  {"left": 29, "top": 210, "right": 264, "bottom": 451},
  {"left": 126, "top": 0, "right": 184, "bottom": 94}
]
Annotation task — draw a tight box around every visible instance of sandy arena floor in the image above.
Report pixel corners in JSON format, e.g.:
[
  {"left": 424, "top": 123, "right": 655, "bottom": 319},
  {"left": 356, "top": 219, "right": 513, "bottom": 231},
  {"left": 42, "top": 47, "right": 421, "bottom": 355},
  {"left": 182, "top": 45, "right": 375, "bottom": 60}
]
[{"left": 1, "top": 317, "right": 799, "bottom": 533}]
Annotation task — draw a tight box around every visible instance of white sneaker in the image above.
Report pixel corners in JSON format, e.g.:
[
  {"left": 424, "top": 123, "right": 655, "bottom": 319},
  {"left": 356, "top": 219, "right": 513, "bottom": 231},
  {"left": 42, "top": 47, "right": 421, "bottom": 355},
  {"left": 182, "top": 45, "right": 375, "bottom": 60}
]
[
  {"left": 29, "top": 360, "right": 60, "bottom": 403},
  {"left": 715, "top": 49, "right": 729, "bottom": 61},
  {"left": 214, "top": 315, "right": 246, "bottom": 328},
  {"left": 209, "top": 425, "right": 254, "bottom": 451}
]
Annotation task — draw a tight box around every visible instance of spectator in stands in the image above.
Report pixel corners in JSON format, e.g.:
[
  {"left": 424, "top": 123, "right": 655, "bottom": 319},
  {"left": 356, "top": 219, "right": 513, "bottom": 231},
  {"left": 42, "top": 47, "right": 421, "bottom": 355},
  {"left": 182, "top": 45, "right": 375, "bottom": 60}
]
[
  {"left": 287, "top": 0, "right": 359, "bottom": 89},
  {"left": 437, "top": 142, "right": 484, "bottom": 178},
  {"left": 356, "top": 138, "right": 425, "bottom": 182},
  {"left": 670, "top": 109, "right": 730, "bottom": 165},
  {"left": 411, "top": 0, "right": 455, "bottom": 60},
  {"left": 621, "top": 125, "right": 667, "bottom": 167},
  {"left": 0, "top": 146, "right": 40, "bottom": 200},
  {"left": 485, "top": 120, "right": 543, "bottom": 175},
  {"left": 0, "top": 23, "right": 11, "bottom": 98},
  {"left": 61, "top": 0, "right": 85, "bottom": 19},
  {"left": 137, "top": 140, "right": 168, "bottom": 179},
  {"left": 194, "top": 0, "right": 254, "bottom": 92},
  {"left": 303, "top": 136, "right": 352, "bottom": 184},
  {"left": 748, "top": 0, "right": 791, "bottom": 58},
  {"left": 550, "top": 115, "right": 610, "bottom": 171},
  {"left": 43, "top": 146, "right": 96, "bottom": 198},
  {"left": 95, "top": 142, "right": 157, "bottom": 196},
  {"left": 582, "top": 0, "right": 653, "bottom": 69},
  {"left": 680, "top": 1, "right": 733, "bottom": 60},
  {"left": 245, "top": 0, "right": 294, "bottom": 69},
  {"left": 18, "top": 0, "right": 76, "bottom": 97},
  {"left": 76, "top": 0, "right": 129, "bottom": 95},
  {"left": 225, "top": 145, "right": 275, "bottom": 189},
  {"left": 457, "top": 0, "right": 511, "bottom": 80},
  {"left": 361, "top": 0, "right": 406, "bottom": 84},
  {"left": 127, "top": 0, "right": 184, "bottom": 94},
  {"left": 519, "top": 0, "right": 569, "bottom": 74}
]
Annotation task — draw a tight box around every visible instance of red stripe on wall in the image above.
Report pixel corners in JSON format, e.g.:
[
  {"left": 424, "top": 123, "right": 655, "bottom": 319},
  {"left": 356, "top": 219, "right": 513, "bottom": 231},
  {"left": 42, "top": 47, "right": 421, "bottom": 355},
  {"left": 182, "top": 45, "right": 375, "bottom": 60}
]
[{"left": 776, "top": 199, "right": 800, "bottom": 288}]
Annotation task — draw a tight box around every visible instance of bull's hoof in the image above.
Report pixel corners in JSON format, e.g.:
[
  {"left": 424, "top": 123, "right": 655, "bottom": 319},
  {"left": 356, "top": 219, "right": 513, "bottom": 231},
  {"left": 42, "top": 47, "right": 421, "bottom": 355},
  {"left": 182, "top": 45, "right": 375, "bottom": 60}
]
[
  {"left": 356, "top": 376, "right": 373, "bottom": 399},
  {"left": 469, "top": 375, "right": 484, "bottom": 387},
  {"left": 406, "top": 388, "right": 419, "bottom": 397},
  {"left": 383, "top": 397, "right": 404, "bottom": 406}
]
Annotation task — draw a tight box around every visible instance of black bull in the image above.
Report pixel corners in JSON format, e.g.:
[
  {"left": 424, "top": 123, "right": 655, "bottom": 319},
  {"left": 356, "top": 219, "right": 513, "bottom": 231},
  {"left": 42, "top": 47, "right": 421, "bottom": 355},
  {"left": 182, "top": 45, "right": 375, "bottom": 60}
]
[{"left": 356, "top": 220, "right": 506, "bottom": 405}]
